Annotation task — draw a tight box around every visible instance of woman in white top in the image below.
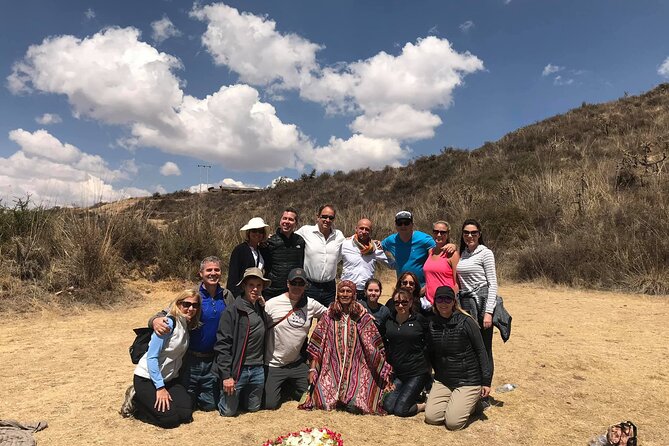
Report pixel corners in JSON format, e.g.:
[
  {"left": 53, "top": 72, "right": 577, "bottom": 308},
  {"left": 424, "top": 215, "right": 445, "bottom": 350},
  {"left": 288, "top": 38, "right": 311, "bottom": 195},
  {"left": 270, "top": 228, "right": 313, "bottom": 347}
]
[
  {"left": 457, "top": 219, "right": 498, "bottom": 387},
  {"left": 133, "top": 289, "right": 201, "bottom": 428}
]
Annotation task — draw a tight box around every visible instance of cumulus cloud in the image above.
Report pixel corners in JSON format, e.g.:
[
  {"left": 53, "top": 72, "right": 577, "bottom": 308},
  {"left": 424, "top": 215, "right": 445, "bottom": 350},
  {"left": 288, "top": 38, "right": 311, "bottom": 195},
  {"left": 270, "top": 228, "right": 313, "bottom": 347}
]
[
  {"left": 187, "top": 177, "right": 260, "bottom": 193},
  {"left": 151, "top": 16, "right": 182, "bottom": 43},
  {"left": 8, "top": 27, "right": 311, "bottom": 172},
  {"left": 306, "top": 135, "right": 410, "bottom": 172},
  {"left": 160, "top": 161, "right": 181, "bottom": 176},
  {"left": 35, "top": 113, "right": 62, "bottom": 125},
  {"left": 459, "top": 21, "right": 475, "bottom": 33},
  {"left": 659, "top": 56, "right": 669, "bottom": 78},
  {"left": 2, "top": 129, "right": 149, "bottom": 206},
  {"left": 542, "top": 63, "right": 563, "bottom": 76},
  {"left": 350, "top": 105, "right": 442, "bottom": 141},
  {"left": 191, "top": 3, "right": 322, "bottom": 90}
]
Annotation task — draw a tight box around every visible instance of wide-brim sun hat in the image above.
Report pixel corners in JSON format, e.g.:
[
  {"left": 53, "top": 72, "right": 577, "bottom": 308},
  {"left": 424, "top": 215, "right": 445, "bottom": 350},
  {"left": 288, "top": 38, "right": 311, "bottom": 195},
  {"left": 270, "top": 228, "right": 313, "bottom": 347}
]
[
  {"left": 236, "top": 267, "right": 272, "bottom": 288},
  {"left": 239, "top": 217, "right": 270, "bottom": 239}
]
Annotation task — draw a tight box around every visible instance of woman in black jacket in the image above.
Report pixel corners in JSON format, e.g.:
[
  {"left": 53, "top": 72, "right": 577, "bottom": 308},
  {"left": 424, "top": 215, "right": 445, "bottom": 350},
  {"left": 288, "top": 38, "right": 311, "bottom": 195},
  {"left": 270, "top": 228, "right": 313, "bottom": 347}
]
[
  {"left": 382, "top": 288, "right": 430, "bottom": 417},
  {"left": 226, "top": 217, "right": 270, "bottom": 296},
  {"left": 425, "top": 286, "right": 491, "bottom": 430}
]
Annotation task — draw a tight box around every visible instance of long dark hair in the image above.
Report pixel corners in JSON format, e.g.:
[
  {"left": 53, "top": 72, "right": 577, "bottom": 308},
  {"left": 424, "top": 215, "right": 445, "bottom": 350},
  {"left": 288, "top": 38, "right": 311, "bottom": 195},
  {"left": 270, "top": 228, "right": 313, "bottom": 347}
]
[
  {"left": 394, "top": 271, "right": 421, "bottom": 302},
  {"left": 459, "top": 218, "right": 485, "bottom": 254}
]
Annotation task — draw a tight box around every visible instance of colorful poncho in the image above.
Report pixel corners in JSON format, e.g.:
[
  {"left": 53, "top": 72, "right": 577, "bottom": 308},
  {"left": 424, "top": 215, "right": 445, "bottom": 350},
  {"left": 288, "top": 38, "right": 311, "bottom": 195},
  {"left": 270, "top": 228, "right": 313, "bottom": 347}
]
[{"left": 299, "top": 311, "right": 392, "bottom": 414}]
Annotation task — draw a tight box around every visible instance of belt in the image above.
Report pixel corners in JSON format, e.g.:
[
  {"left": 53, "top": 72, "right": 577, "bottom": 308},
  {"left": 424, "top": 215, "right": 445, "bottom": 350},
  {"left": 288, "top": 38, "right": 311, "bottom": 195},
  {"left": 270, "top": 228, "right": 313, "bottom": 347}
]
[{"left": 189, "top": 350, "right": 214, "bottom": 359}]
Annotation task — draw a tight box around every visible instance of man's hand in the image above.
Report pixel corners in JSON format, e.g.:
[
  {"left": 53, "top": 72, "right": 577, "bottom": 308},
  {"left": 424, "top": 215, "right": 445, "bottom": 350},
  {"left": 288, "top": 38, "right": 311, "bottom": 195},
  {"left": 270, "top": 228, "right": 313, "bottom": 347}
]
[
  {"left": 438, "top": 243, "right": 457, "bottom": 257},
  {"left": 481, "top": 386, "right": 491, "bottom": 398},
  {"left": 152, "top": 317, "right": 170, "bottom": 335},
  {"left": 223, "top": 378, "right": 236, "bottom": 395}
]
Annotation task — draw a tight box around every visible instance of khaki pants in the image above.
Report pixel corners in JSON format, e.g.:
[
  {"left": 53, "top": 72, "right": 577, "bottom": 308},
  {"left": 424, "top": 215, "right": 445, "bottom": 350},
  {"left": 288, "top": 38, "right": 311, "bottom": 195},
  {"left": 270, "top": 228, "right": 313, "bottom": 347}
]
[{"left": 424, "top": 380, "right": 481, "bottom": 430}]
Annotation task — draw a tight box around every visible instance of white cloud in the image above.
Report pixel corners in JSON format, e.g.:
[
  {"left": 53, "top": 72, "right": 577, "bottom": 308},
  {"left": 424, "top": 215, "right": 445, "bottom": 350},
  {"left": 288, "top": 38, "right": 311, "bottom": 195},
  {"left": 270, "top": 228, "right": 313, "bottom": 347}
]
[
  {"left": 553, "top": 75, "right": 574, "bottom": 86},
  {"left": 459, "top": 21, "right": 475, "bottom": 33},
  {"left": 187, "top": 177, "right": 260, "bottom": 193},
  {"left": 658, "top": 56, "right": 669, "bottom": 78},
  {"left": 8, "top": 27, "right": 311, "bottom": 172},
  {"left": 2, "top": 129, "right": 149, "bottom": 206},
  {"left": 428, "top": 25, "right": 439, "bottom": 35},
  {"left": 306, "top": 134, "right": 410, "bottom": 172},
  {"left": 160, "top": 161, "right": 181, "bottom": 176},
  {"left": 269, "top": 176, "right": 294, "bottom": 188},
  {"left": 191, "top": 3, "right": 322, "bottom": 90},
  {"left": 84, "top": 8, "right": 96, "bottom": 20},
  {"left": 542, "top": 63, "right": 563, "bottom": 76},
  {"left": 35, "top": 113, "right": 62, "bottom": 125},
  {"left": 350, "top": 105, "right": 442, "bottom": 141},
  {"left": 151, "top": 16, "right": 182, "bottom": 43}
]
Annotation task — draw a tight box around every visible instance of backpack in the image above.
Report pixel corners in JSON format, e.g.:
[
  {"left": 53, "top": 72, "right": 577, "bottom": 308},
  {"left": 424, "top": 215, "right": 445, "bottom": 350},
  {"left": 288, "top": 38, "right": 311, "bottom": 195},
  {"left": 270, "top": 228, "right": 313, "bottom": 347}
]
[{"left": 129, "top": 315, "right": 175, "bottom": 364}]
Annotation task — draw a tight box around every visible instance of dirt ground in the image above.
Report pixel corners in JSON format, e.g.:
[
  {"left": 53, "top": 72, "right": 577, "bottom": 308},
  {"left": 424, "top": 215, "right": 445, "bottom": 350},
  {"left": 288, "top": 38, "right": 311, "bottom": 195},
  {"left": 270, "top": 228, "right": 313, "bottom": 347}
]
[{"left": 1, "top": 281, "right": 667, "bottom": 446}]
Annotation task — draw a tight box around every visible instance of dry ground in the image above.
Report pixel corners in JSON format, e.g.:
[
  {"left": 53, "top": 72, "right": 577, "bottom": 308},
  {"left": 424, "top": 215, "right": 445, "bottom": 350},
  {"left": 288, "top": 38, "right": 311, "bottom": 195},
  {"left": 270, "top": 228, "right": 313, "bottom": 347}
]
[{"left": 1, "top": 281, "right": 667, "bottom": 446}]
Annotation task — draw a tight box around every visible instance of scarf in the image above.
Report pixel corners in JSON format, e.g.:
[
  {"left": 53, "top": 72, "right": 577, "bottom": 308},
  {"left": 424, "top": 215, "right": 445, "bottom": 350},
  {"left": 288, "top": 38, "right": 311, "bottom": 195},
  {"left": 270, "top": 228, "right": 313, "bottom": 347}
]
[{"left": 352, "top": 234, "right": 375, "bottom": 256}]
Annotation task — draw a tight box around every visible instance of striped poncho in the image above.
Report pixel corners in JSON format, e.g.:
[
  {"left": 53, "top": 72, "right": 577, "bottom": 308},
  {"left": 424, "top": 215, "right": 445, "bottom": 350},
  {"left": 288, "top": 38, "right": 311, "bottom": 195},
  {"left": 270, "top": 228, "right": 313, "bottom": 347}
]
[{"left": 300, "top": 311, "right": 393, "bottom": 414}]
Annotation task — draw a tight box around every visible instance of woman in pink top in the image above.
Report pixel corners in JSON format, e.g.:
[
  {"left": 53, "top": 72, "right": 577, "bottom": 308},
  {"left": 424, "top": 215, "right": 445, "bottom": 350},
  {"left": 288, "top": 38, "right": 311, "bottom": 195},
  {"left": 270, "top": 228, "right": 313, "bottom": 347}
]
[{"left": 423, "top": 221, "right": 460, "bottom": 306}]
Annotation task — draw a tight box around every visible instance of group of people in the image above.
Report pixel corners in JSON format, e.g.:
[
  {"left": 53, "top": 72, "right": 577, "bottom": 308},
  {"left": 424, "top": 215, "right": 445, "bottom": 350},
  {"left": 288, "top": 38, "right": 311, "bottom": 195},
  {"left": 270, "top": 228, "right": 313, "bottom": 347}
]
[{"left": 123, "top": 206, "right": 501, "bottom": 432}]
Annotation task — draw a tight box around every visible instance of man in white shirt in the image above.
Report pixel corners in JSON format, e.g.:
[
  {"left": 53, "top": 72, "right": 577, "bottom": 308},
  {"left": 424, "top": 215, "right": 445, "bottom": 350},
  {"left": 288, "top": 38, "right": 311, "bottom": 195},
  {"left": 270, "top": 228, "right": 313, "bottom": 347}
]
[
  {"left": 340, "top": 218, "right": 389, "bottom": 301},
  {"left": 263, "top": 268, "right": 327, "bottom": 410},
  {"left": 295, "top": 204, "right": 345, "bottom": 307}
]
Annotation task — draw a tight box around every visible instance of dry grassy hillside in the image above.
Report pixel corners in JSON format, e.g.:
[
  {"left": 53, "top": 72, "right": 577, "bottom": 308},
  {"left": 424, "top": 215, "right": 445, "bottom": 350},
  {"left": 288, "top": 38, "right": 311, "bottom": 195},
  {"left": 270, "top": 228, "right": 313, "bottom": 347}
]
[{"left": 1, "top": 85, "right": 668, "bottom": 307}]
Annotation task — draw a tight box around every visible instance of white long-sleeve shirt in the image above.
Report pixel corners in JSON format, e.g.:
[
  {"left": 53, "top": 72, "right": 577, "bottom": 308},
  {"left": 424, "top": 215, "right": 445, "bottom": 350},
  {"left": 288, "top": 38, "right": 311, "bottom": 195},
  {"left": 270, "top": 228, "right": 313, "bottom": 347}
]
[
  {"left": 296, "top": 224, "right": 345, "bottom": 282},
  {"left": 340, "top": 238, "right": 389, "bottom": 290},
  {"left": 457, "top": 244, "right": 498, "bottom": 314}
]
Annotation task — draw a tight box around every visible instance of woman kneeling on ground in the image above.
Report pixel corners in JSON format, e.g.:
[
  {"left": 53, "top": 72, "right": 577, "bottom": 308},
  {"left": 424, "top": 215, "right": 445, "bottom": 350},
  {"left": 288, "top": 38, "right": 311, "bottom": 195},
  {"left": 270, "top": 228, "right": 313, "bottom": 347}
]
[
  {"left": 382, "top": 288, "right": 430, "bottom": 417},
  {"left": 133, "top": 289, "right": 201, "bottom": 428},
  {"left": 299, "top": 280, "right": 393, "bottom": 414},
  {"left": 425, "top": 286, "right": 491, "bottom": 430}
]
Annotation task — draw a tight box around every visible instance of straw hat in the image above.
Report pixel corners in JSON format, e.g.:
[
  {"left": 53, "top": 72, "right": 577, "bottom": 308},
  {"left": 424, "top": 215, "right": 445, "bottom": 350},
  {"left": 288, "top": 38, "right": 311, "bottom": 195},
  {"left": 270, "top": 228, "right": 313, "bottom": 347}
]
[{"left": 239, "top": 217, "right": 270, "bottom": 239}]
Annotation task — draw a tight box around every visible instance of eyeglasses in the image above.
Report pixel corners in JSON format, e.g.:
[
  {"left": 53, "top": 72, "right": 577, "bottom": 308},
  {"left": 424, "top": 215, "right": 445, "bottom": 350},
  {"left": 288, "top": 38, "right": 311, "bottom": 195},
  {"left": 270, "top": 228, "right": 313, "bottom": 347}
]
[
  {"left": 320, "top": 215, "right": 335, "bottom": 220},
  {"left": 435, "top": 296, "right": 455, "bottom": 304},
  {"left": 395, "top": 220, "right": 412, "bottom": 226},
  {"left": 248, "top": 228, "right": 265, "bottom": 234},
  {"left": 179, "top": 301, "right": 200, "bottom": 309},
  {"left": 400, "top": 280, "right": 415, "bottom": 286},
  {"left": 432, "top": 230, "right": 449, "bottom": 235},
  {"left": 289, "top": 280, "right": 306, "bottom": 286},
  {"left": 463, "top": 230, "right": 480, "bottom": 236},
  {"left": 394, "top": 300, "right": 410, "bottom": 307}
]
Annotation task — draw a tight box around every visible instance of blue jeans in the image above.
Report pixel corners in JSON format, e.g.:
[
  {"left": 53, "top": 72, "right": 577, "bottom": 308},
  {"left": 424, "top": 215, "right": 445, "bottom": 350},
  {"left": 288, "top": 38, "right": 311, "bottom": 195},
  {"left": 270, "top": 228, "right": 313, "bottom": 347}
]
[
  {"left": 383, "top": 374, "right": 429, "bottom": 417},
  {"left": 305, "top": 280, "right": 336, "bottom": 308},
  {"left": 218, "top": 365, "right": 264, "bottom": 417},
  {"left": 180, "top": 353, "right": 218, "bottom": 411}
]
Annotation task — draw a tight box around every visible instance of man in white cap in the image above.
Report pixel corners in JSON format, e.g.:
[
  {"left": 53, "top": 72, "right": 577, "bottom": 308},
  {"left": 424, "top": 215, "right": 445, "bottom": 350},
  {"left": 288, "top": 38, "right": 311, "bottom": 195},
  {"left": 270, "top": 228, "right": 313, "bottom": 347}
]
[
  {"left": 382, "top": 210, "right": 455, "bottom": 289},
  {"left": 263, "top": 267, "right": 327, "bottom": 409}
]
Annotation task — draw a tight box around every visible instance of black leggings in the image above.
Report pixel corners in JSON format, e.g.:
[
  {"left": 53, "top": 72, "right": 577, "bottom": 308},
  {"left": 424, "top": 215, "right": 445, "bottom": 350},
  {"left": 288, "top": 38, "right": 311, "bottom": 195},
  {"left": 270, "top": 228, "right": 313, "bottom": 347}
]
[
  {"left": 383, "top": 374, "right": 429, "bottom": 417},
  {"left": 133, "top": 375, "right": 193, "bottom": 428}
]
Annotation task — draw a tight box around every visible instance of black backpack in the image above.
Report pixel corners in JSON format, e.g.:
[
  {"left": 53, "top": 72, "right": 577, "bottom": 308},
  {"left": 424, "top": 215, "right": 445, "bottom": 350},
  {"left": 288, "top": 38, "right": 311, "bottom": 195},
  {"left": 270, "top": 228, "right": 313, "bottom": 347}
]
[{"left": 129, "top": 315, "right": 175, "bottom": 364}]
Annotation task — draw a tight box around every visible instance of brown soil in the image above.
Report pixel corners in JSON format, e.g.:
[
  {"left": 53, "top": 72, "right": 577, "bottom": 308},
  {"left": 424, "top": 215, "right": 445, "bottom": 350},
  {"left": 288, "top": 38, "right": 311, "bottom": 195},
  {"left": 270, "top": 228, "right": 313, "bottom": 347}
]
[{"left": 1, "top": 281, "right": 667, "bottom": 445}]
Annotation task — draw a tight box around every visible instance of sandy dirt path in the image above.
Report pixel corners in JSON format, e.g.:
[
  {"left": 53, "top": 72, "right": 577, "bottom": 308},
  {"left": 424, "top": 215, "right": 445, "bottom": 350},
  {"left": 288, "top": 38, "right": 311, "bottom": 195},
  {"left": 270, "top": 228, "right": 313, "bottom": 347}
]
[{"left": 1, "top": 282, "right": 667, "bottom": 445}]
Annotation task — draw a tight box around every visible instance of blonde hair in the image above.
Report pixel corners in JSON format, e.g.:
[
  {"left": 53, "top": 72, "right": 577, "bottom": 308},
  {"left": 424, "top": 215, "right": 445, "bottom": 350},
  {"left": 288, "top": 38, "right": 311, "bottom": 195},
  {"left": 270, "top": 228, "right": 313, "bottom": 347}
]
[
  {"left": 433, "top": 220, "right": 451, "bottom": 242},
  {"left": 167, "top": 288, "right": 202, "bottom": 330},
  {"left": 433, "top": 295, "right": 476, "bottom": 323}
]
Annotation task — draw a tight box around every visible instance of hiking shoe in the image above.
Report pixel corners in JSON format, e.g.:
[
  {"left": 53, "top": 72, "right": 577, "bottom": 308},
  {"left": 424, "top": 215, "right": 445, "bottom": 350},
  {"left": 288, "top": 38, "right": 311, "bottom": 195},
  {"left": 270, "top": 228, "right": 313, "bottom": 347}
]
[{"left": 119, "top": 385, "right": 136, "bottom": 418}]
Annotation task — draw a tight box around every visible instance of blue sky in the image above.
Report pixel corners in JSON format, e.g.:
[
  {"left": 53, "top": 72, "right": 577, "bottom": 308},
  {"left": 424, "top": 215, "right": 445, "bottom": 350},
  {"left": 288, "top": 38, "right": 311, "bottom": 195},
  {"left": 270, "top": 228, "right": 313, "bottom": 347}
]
[{"left": 1, "top": 0, "right": 668, "bottom": 206}]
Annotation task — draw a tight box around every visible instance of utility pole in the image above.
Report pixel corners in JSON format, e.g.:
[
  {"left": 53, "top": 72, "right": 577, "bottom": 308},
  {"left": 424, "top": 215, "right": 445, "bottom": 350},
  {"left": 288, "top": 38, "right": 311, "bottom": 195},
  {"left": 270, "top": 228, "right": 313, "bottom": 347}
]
[{"left": 197, "top": 164, "right": 212, "bottom": 193}]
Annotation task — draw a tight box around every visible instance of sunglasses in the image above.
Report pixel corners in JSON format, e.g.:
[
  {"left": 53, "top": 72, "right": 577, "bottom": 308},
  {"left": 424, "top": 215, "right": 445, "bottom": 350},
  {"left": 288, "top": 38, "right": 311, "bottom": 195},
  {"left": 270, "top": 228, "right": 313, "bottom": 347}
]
[
  {"left": 289, "top": 280, "right": 306, "bottom": 286},
  {"left": 320, "top": 215, "right": 335, "bottom": 220},
  {"left": 179, "top": 301, "right": 200, "bottom": 309},
  {"left": 463, "top": 230, "right": 480, "bottom": 236},
  {"left": 394, "top": 300, "right": 410, "bottom": 307},
  {"left": 435, "top": 296, "right": 455, "bottom": 304},
  {"left": 395, "top": 219, "right": 412, "bottom": 226},
  {"left": 400, "top": 280, "right": 415, "bottom": 286},
  {"left": 248, "top": 228, "right": 265, "bottom": 234},
  {"left": 433, "top": 230, "right": 449, "bottom": 235}
]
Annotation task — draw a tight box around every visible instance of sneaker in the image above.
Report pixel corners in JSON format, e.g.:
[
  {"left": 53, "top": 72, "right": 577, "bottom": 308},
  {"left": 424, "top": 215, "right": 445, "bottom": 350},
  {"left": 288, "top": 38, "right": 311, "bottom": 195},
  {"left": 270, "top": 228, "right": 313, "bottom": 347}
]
[{"left": 119, "top": 385, "right": 136, "bottom": 418}]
